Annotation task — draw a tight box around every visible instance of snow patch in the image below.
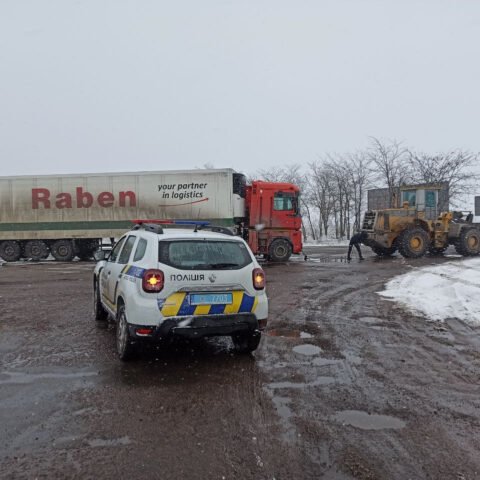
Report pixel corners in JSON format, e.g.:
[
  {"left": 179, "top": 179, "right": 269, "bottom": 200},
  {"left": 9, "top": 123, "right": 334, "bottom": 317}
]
[{"left": 378, "top": 258, "right": 480, "bottom": 325}]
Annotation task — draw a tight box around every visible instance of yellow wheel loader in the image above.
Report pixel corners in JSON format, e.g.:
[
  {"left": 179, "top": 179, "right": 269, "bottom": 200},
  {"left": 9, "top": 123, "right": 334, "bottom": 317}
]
[{"left": 361, "top": 185, "right": 480, "bottom": 259}]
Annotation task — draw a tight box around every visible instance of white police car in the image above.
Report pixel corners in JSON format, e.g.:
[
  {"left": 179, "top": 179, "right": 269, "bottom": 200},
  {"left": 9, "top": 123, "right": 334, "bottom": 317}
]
[{"left": 93, "top": 221, "right": 268, "bottom": 360}]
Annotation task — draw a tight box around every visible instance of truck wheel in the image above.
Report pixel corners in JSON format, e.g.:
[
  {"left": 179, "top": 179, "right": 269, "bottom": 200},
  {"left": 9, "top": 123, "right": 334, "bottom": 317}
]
[
  {"left": 398, "top": 227, "right": 429, "bottom": 258},
  {"left": 268, "top": 239, "right": 292, "bottom": 262},
  {"left": 0, "top": 240, "right": 21, "bottom": 262},
  {"left": 428, "top": 246, "right": 447, "bottom": 255},
  {"left": 24, "top": 240, "right": 49, "bottom": 261},
  {"left": 371, "top": 245, "right": 397, "bottom": 256},
  {"left": 232, "top": 331, "right": 261, "bottom": 353},
  {"left": 455, "top": 227, "right": 480, "bottom": 256},
  {"left": 116, "top": 305, "right": 136, "bottom": 361},
  {"left": 51, "top": 240, "right": 74, "bottom": 261},
  {"left": 94, "top": 281, "right": 109, "bottom": 322}
]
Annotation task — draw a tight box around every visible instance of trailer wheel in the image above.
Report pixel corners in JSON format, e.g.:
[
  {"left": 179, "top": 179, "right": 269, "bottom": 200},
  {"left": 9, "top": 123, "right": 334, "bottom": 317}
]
[
  {"left": 371, "top": 245, "right": 397, "bottom": 256},
  {"left": 0, "top": 240, "right": 21, "bottom": 262},
  {"left": 51, "top": 240, "right": 75, "bottom": 261},
  {"left": 455, "top": 227, "right": 480, "bottom": 256},
  {"left": 397, "top": 227, "right": 429, "bottom": 258},
  {"left": 268, "top": 239, "right": 292, "bottom": 262},
  {"left": 24, "top": 240, "right": 49, "bottom": 261}
]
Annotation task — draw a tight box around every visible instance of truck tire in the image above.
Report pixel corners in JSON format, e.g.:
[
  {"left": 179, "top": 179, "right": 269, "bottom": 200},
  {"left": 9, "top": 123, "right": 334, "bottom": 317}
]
[
  {"left": 371, "top": 245, "right": 397, "bottom": 256},
  {"left": 116, "top": 304, "right": 136, "bottom": 361},
  {"left": 24, "top": 240, "right": 49, "bottom": 261},
  {"left": 232, "top": 331, "right": 261, "bottom": 353},
  {"left": 51, "top": 240, "right": 75, "bottom": 261},
  {"left": 0, "top": 240, "right": 22, "bottom": 262},
  {"left": 397, "top": 227, "right": 429, "bottom": 258},
  {"left": 94, "top": 280, "right": 109, "bottom": 322},
  {"left": 268, "top": 239, "right": 292, "bottom": 262},
  {"left": 454, "top": 227, "right": 480, "bottom": 256}
]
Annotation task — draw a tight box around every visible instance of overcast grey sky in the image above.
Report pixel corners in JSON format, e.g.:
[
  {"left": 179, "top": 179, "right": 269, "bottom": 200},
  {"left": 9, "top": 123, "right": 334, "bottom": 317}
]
[{"left": 1, "top": 0, "right": 479, "bottom": 177}]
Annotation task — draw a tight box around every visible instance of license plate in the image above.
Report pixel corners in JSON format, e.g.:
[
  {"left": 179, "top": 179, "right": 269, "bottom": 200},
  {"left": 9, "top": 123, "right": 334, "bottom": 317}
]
[{"left": 190, "top": 293, "right": 232, "bottom": 305}]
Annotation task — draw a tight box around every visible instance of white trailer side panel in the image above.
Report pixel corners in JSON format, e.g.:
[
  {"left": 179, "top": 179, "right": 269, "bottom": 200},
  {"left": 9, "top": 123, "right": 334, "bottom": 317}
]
[{"left": 0, "top": 169, "right": 237, "bottom": 240}]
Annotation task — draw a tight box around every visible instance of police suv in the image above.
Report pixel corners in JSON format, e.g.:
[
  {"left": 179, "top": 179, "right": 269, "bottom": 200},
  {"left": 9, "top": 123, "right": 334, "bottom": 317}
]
[{"left": 93, "top": 221, "right": 268, "bottom": 360}]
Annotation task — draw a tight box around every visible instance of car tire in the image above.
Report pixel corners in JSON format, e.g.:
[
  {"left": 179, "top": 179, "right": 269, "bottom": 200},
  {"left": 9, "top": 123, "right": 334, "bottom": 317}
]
[
  {"left": 94, "top": 281, "right": 108, "bottom": 322},
  {"left": 397, "top": 227, "right": 429, "bottom": 258},
  {"left": 232, "top": 331, "right": 261, "bottom": 353},
  {"left": 116, "top": 305, "right": 136, "bottom": 361}
]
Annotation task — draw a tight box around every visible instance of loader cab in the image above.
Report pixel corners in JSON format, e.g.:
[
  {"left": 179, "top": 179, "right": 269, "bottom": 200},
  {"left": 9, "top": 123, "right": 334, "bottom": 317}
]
[{"left": 400, "top": 185, "right": 445, "bottom": 220}]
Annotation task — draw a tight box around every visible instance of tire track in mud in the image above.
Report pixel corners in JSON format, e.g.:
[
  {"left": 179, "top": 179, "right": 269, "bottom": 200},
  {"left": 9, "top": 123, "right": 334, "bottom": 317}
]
[{"left": 262, "top": 255, "right": 480, "bottom": 479}]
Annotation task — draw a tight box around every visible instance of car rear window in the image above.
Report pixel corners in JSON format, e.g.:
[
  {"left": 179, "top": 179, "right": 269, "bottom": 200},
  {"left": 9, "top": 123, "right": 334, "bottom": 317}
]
[{"left": 158, "top": 240, "right": 253, "bottom": 270}]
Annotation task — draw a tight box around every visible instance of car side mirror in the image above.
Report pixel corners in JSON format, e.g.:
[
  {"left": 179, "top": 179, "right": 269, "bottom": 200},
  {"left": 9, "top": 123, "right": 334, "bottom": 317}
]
[{"left": 93, "top": 250, "right": 108, "bottom": 262}]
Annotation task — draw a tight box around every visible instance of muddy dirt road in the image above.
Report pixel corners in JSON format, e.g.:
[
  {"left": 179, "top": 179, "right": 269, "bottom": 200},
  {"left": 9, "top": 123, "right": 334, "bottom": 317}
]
[{"left": 1, "top": 247, "right": 480, "bottom": 479}]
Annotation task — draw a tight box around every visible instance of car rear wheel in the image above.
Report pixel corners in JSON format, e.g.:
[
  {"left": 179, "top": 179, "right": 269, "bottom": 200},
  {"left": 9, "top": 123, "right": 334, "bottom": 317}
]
[
  {"left": 116, "top": 305, "right": 136, "bottom": 361},
  {"left": 94, "top": 281, "right": 108, "bottom": 322},
  {"left": 232, "top": 331, "right": 261, "bottom": 353}
]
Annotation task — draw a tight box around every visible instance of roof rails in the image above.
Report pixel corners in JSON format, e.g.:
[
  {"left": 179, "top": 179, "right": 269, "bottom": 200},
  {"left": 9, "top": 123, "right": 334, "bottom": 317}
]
[
  {"left": 197, "top": 224, "right": 234, "bottom": 236},
  {"left": 131, "top": 222, "right": 164, "bottom": 234},
  {"left": 131, "top": 219, "right": 234, "bottom": 236}
]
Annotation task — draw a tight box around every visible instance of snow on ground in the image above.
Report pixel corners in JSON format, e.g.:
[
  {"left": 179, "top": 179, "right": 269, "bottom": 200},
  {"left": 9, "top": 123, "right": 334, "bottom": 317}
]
[{"left": 378, "top": 257, "right": 480, "bottom": 325}]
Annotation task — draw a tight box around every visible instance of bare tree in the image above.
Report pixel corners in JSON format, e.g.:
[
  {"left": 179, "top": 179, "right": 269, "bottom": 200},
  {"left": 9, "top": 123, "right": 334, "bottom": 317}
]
[
  {"left": 407, "top": 150, "right": 480, "bottom": 205},
  {"left": 367, "top": 137, "right": 410, "bottom": 207}
]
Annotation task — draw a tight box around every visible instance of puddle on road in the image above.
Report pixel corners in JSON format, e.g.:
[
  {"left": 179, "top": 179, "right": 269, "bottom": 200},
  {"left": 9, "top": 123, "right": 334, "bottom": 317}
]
[
  {"left": 268, "top": 377, "right": 335, "bottom": 389},
  {"left": 293, "top": 344, "right": 322, "bottom": 356},
  {"left": 88, "top": 436, "right": 132, "bottom": 448},
  {"left": 334, "top": 410, "right": 406, "bottom": 430},
  {"left": 267, "top": 329, "right": 313, "bottom": 339},
  {"left": 0, "top": 370, "right": 98, "bottom": 385}
]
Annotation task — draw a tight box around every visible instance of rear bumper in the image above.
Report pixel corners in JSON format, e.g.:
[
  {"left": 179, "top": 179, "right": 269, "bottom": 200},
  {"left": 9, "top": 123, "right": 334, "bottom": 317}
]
[{"left": 128, "top": 313, "right": 267, "bottom": 340}]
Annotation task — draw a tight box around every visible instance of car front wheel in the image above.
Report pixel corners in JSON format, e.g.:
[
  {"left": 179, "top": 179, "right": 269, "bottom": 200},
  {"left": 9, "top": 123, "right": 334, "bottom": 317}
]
[{"left": 116, "top": 305, "right": 136, "bottom": 361}]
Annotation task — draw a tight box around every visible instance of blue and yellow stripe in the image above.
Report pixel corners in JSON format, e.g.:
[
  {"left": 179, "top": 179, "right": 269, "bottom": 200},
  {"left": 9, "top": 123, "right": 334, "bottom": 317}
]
[{"left": 160, "top": 291, "right": 258, "bottom": 317}]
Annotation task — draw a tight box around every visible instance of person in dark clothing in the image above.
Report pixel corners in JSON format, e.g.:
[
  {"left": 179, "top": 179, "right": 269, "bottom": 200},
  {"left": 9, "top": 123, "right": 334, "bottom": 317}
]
[{"left": 347, "top": 231, "right": 368, "bottom": 261}]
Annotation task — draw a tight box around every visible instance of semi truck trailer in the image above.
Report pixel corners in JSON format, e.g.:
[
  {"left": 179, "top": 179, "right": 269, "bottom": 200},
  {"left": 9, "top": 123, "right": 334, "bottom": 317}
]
[{"left": 0, "top": 168, "right": 302, "bottom": 262}]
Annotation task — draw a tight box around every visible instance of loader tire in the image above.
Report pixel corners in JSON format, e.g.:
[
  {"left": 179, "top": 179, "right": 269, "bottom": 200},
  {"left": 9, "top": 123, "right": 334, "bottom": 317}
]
[
  {"left": 371, "top": 245, "right": 397, "bottom": 256},
  {"left": 398, "top": 227, "right": 429, "bottom": 258},
  {"left": 454, "top": 227, "right": 480, "bottom": 256}
]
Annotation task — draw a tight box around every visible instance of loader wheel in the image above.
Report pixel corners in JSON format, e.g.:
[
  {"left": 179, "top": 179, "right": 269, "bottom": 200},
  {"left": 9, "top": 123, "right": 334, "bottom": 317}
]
[
  {"left": 371, "top": 245, "right": 397, "bottom": 257},
  {"left": 0, "top": 240, "right": 21, "bottom": 262},
  {"left": 268, "top": 239, "right": 292, "bottom": 262},
  {"left": 398, "top": 227, "right": 429, "bottom": 258},
  {"left": 454, "top": 227, "right": 480, "bottom": 256}
]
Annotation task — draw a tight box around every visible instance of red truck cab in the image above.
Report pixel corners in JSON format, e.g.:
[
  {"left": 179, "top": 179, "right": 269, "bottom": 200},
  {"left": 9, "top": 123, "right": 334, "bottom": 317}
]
[{"left": 245, "top": 181, "right": 302, "bottom": 261}]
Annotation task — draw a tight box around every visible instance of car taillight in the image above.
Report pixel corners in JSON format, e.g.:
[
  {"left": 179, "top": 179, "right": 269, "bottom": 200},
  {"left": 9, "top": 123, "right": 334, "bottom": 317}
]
[
  {"left": 142, "top": 269, "right": 164, "bottom": 293},
  {"left": 253, "top": 268, "right": 265, "bottom": 290}
]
